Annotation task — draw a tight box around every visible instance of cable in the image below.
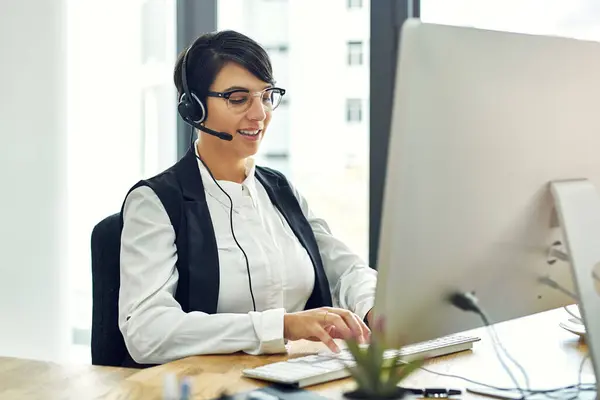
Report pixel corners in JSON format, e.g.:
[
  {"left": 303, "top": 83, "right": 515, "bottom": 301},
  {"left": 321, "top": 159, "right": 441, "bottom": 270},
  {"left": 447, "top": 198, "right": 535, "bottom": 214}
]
[
  {"left": 549, "top": 242, "right": 600, "bottom": 284},
  {"left": 189, "top": 128, "right": 257, "bottom": 312},
  {"left": 482, "top": 322, "right": 528, "bottom": 399},
  {"left": 407, "top": 361, "right": 596, "bottom": 396},
  {"left": 546, "top": 245, "right": 591, "bottom": 322},
  {"left": 448, "top": 292, "right": 599, "bottom": 399},
  {"left": 538, "top": 276, "right": 579, "bottom": 301},
  {"left": 449, "top": 292, "right": 530, "bottom": 398},
  {"left": 563, "top": 305, "right": 581, "bottom": 321},
  {"left": 479, "top": 309, "right": 532, "bottom": 392},
  {"left": 570, "top": 354, "right": 590, "bottom": 400}
]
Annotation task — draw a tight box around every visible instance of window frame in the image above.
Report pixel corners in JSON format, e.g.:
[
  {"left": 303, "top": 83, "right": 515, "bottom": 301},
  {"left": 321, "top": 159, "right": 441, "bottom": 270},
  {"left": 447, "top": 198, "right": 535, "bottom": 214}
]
[
  {"left": 347, "top": 40, "right": 364, "bottom": 65},
  {"left": 347, "top": 0, "right": 364, "bottom": 10},
  {"left": 346, "top": 98, "right": 363, "bottom": 123}
]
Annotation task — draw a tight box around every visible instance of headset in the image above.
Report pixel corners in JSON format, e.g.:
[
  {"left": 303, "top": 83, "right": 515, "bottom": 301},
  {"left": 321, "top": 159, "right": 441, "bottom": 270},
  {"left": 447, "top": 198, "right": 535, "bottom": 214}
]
[
  {"left": 177, "top": 38, "right": 233, "bottom": 141},
  {"left": 177, "top": 37, "right": 257, "bottom": 312}
]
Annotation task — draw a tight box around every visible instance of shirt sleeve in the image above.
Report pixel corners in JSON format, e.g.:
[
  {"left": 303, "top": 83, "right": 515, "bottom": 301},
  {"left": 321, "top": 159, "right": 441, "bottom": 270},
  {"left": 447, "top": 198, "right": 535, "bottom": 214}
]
[
  {"left": 289, "top": 184, "right": 378, "bottom": 321},
  {"left": 119, "top": 185, "right": 286, "bottom": 364}
]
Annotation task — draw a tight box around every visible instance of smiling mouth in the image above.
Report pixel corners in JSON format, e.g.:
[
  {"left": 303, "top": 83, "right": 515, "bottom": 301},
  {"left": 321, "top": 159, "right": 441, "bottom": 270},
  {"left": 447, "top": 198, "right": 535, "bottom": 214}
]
[{"left": 237, "top": 129, "right": 262, "bottom": 137}]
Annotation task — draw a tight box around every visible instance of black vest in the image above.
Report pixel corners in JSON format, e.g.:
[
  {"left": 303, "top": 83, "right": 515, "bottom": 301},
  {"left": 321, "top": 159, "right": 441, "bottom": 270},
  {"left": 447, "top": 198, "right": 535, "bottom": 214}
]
[{"left": 121, "top": 150, "right": 332, "bottom": 364}]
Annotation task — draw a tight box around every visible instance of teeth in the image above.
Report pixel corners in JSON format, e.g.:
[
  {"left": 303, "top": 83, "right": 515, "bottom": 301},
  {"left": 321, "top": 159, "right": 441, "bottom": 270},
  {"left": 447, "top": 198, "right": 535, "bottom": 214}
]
[{"left": 239, "top": 129, "right": 260, "bottom": 136}]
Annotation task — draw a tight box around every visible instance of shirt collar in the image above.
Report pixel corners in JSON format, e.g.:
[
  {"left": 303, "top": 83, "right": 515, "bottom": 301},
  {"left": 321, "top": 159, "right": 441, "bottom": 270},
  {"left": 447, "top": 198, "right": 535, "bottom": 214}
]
[{"left": 194, "top": 140, "right": 259, "bottom": 207}]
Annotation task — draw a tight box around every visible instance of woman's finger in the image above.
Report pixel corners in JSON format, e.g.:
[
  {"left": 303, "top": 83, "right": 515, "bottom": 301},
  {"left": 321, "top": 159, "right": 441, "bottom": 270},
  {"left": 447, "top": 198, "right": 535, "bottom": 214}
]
[
  {"left": 324, "top": 312, "right": 354, "bottom": 341},
  {"left": 352, "top": 313, "right": 371, "bottom": 343},
  {"left": 325, "top": 308, "right": 364, "bottom": 341},
  {"left": 311, "top": 324, "right": 340, "bottom": 353}
]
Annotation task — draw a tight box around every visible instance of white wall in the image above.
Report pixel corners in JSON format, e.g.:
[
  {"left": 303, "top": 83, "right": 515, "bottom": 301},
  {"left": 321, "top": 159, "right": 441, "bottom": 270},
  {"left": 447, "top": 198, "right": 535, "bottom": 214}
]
[
  {"left": 0, "top": 0, "right": 69, "bottom": 362},
  {"left": 66, "top": 0, "right": 143, "bottom": 347},
  {"left": 0, "top": 0, "right": 177, "bottom": 364},
  {"left": 66, "top": 0, "right": 177, "bottom": 362}
]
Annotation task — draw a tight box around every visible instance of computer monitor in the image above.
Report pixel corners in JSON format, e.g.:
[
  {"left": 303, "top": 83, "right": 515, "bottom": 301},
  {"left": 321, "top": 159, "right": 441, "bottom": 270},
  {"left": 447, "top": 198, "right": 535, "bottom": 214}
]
[{"left": 374, "top": 18, "right": 600, "bottom": 380}]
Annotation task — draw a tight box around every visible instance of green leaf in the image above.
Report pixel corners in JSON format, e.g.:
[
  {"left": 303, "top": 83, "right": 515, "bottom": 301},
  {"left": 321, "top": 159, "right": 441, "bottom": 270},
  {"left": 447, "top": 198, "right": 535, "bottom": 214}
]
[
  {"left": 345, "top": 339, "right": 367, "bottom": 366},
  {"left": 381, "top": 358, "right": 424, "bottom": 395},
  {"left": 365, "top": 337, "right": 385, "bottom": 393},
  {"left": 345, "top": 340, "right": 376, "bottom": 393},
  {"left": 377, "top": 351, "right": 402, "bottom": 395},
  {"left": 346, "top": 365, "right": 376, "bottom": 394},
  {"left": 344, "top": 317, "right": 423, "bottom": 398}
]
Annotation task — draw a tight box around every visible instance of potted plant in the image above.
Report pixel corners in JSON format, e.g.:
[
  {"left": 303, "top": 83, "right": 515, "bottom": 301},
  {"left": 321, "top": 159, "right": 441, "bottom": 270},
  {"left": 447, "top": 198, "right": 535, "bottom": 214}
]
[{"left": 342, "top": 318, "right": 424, "bottom": 399}]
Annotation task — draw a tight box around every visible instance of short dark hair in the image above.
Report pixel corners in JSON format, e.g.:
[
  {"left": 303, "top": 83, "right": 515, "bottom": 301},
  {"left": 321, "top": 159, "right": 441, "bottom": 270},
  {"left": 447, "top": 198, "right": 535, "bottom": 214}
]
[{"left": 174, "top": 30, "right": 275, "bottom": 106}]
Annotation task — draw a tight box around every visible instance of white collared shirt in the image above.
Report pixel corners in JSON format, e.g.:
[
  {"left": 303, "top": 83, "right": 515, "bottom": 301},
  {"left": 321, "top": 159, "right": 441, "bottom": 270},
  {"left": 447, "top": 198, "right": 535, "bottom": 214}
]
[{"left": 119, "top": 150, "right": 378, "bottom": 364}]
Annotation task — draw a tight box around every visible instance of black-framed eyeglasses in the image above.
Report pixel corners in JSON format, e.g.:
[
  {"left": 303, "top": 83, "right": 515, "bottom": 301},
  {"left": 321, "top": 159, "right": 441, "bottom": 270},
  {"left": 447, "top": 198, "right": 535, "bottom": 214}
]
[{"left": 206, "top": 87, "right": 286, "bottom": 113}]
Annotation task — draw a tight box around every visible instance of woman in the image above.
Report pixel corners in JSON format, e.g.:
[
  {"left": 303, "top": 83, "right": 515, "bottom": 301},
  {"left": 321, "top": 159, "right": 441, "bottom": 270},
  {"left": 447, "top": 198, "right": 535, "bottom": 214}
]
[{"left": 118, "top": 30, "right": 378, "bottom": 366}]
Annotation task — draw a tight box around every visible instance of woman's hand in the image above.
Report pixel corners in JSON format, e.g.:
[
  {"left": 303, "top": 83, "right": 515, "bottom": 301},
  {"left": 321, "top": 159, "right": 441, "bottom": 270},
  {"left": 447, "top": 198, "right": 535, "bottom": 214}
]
[{"left": 283, "top": 307, "right": 371, "bottom": 353}]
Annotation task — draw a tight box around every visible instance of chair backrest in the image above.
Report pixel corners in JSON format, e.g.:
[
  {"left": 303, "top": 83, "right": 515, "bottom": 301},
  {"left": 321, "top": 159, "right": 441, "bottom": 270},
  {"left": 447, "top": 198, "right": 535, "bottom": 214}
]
[{"left": 90, "top": 213, "right": 126, "bottom": 367}]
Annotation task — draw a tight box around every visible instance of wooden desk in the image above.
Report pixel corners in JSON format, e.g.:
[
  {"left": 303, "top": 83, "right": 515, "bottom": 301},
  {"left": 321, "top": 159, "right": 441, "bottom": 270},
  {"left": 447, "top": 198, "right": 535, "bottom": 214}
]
[
  {"left": 0, "top": 356, "right": 136, "bottom": 400},
  {"left": 106, "top": 308, "right": 595, "bottom": 399}
]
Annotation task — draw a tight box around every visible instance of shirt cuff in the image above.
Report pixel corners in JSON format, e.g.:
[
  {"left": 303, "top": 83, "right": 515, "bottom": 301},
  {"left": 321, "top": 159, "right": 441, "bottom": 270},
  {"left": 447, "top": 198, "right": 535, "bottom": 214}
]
[
  {"left": 354, "top": 299, "right": 375, "bottom": 325},
  {"left": 246, "top": 308, "right": 287, "bottom": 355}
]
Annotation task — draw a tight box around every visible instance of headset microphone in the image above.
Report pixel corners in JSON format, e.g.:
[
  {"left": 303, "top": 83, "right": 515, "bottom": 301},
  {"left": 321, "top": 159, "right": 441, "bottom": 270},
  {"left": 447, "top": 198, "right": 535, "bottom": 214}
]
[{"left": 197, "top": 124, "right": 233, "bottom": 141}]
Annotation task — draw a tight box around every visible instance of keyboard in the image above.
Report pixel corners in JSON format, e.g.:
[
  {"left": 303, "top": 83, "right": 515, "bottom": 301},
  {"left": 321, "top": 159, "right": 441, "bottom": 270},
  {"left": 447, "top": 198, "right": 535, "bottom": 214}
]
[{"left": 242, "top": 334, "right": 481, "bottom": 388}]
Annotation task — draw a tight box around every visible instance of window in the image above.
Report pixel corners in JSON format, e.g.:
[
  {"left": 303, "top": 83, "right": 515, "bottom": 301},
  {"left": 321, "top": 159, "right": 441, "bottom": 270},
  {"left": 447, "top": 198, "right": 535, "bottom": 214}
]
[
  {"left": 264, "top": 152, "right": 289, "bottom": 159},
  {"left": 346, "top": 99, "right": 363, "bottom": 123},
  {"left": 141, "top": 0, "right": 167, "bottom": 63},
  {"left": 347, "top": 41, "right": 363, "bottom": 65},
  {"left": 347, "top": 0, "right": 363, "bottom": 9},
  {"left": 264, "top": 44, "right": 289, "bottom": 53},
  {"left": 217, "top": 0, "right": 371, "bottom": 260}
]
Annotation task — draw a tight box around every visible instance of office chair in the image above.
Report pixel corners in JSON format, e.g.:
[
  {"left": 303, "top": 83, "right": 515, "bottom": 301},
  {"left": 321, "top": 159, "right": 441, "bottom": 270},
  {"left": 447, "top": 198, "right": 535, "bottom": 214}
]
[{"left": 90, "top": 213, "right": 127, "bottom": 367}]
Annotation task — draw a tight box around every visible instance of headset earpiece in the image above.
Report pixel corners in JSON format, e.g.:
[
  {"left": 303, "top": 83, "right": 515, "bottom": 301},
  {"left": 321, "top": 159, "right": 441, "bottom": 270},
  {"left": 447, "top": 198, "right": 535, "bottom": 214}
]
[{"left": 177, "top": 92, "right": 206, "bottom": 129}]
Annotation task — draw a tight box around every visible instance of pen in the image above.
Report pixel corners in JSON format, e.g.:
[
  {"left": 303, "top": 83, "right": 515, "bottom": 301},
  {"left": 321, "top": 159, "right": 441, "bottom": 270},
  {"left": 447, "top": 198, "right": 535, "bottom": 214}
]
[
  {"left": 403, "top": 387, "right": 462, "bottom": 397},
  {"left": 179, "top": 376, "right": 191, "bottom": 400}
]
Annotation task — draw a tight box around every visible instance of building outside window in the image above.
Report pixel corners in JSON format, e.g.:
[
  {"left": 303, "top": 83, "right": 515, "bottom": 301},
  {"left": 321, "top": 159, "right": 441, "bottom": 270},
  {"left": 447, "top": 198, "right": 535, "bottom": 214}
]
[
  {"left": 347, "top": 0, "right": 363, "bottom": 10},
  {"left": 346, "top": 98, "right": 363, "bottom": 123},
  {"left": 347, "top": 41, "right": 363, "bottom": 65}
]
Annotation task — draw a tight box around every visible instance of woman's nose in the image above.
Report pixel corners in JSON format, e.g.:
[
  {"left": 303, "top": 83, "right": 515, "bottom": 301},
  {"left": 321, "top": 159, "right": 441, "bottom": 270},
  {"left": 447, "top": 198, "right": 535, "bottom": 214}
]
[{"left": 246, "top": 96, "right": 267, "bottom": 121}]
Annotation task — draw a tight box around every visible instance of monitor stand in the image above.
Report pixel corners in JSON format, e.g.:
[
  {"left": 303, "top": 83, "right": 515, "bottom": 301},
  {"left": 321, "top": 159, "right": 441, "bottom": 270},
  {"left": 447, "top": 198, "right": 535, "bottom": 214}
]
[{"left": 551, "top": 179, "right": 600, "bottom": 398}]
